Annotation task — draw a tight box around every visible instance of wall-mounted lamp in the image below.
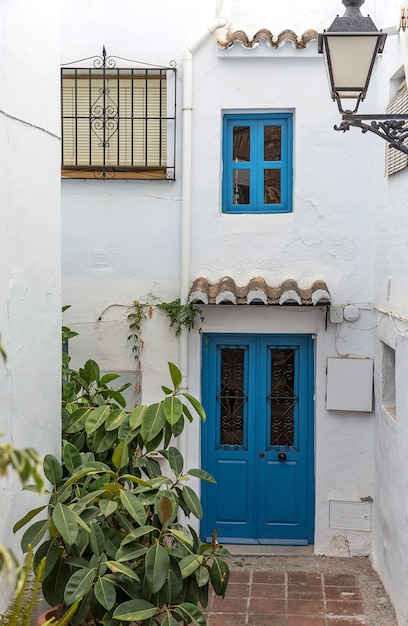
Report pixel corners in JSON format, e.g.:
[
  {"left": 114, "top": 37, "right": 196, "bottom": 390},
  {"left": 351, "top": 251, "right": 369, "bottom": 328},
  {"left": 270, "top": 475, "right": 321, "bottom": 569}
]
[{"left": 318, "top": 0, "right": 408, "bottom": 154}]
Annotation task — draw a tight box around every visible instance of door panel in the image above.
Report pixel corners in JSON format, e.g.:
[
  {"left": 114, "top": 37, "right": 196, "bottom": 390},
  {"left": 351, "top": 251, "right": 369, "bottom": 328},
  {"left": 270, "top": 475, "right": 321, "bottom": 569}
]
[{"left": 201, "top": 333, "right": 314, "bottom": 545}]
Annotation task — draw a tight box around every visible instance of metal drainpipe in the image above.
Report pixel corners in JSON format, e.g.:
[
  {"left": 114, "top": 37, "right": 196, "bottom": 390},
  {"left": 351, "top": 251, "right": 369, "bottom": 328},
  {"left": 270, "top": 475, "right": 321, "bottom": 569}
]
[
  {"left": 179, "top": 10, "right": 229, "bottom": 463},
  {"left": 180, "top": 15, "right": 229, "bottom": 385}
]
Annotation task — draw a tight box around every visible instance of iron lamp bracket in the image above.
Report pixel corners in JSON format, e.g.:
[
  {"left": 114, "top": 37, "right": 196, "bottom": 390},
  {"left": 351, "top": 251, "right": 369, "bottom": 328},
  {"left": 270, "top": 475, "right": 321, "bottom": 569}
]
[{"left": 335, "top": 113, "right": 408, "bottom": 154}]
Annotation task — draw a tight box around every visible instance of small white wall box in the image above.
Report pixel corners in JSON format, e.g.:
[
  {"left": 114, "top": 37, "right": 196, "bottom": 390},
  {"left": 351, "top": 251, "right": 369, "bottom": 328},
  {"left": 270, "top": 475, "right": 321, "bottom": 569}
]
[{"left": 326, "top": 358, "right": 373, "bottom": 411}]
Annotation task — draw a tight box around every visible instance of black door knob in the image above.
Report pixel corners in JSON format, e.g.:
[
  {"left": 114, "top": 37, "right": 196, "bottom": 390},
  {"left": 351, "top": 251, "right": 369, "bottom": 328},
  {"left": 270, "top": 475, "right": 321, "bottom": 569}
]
[{"left": 278, "top": 452, "right": 287, "bottom": 462}]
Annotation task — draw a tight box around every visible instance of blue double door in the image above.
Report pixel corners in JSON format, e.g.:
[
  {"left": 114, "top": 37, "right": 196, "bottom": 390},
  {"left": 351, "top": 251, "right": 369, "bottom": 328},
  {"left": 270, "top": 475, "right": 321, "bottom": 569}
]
[{"left": 201, "top": 334, "right": 314, "bottom": 545}]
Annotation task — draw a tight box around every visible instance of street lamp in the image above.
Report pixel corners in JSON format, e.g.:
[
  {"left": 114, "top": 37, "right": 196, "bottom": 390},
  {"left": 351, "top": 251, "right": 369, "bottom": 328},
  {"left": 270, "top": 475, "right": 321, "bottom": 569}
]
[{"left": 318, "top": 0, "right": 408, "bottom": 154}]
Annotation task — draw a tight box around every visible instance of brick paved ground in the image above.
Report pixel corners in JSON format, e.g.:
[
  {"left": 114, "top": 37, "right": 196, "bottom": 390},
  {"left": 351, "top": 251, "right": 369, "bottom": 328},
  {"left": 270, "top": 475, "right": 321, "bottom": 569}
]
[{"left": 204, "top": 564, "right": 397, "bottom": 626}]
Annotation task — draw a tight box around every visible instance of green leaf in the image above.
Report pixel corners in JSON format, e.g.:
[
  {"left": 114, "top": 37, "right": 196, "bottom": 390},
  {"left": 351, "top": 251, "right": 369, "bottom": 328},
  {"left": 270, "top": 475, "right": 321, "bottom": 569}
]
[
  {"left": 163, "top": 396, "right": 183, "bottom": 426},
  {"left": 167, "top": 446, "right": 184, "bottom": 476},
  {"left": 84, "top": 359, "right": 100, "bottom": 383},
  {"left": 85, "top": 405, "right": 111, "bottom": 434},
  {"left": 113, "top": 599, "right": 157, "bottom": 622},
  {"left": 196, "top": 565, "right": 210, "bottom": 587},
  {"left": 99, "top": 499, "right": 118, "bottom": 517},
  {"left": 161, "top": 385, "right": 173, "bottom": 395},
  {"left": 119, "top": 490, "right": 147, "bottom": 526},
  {"left": 13, "top": 505, "right": 46, "bottom": 533},
  {"left": 145, "top": 542, "right": 170, "bottom": 594},
  {"left": 112, "top": 441, "right": 129, "bottom": 470},
  {"left": 175, "top": 602, "right": 207, "bottom": 625},
  {"left": 62, "top": 442, "right": 82, "bottom": 473},
  {"left": 107, "top": 389, "right": 127, "bottom": 408},
  {"left": 21, "top": 519, "right": 49, "bottom": 552},
  {"left": 121, "top": 525, "right": 155, "bottom": 545},
  {"left": 162, "top": 616, "right": 180, "bottom": 626},
  {"left": 141, "top": 402, "right": 166, "bottom": 443},
  {"left": 129, "top": 405, "right": 147, "bottom": 430},
  {"left": 64, "top": 567, "right": 96, "bottom": 605},
  {"left": 105, "top": 560, "right": 140, "bottom": 581},
  {"left": 64, "top": 407, "right": 90, "bottom": 434},
  {"left": 181, "top": 485, "right": 203, "bottom": 519},
  {"left": 94, "top": 577, "right": 116, "bottom": 610},
  {"left": 182, "top": 393, "right": 207, "bottom": 422},
  {"left": 210, "top": 558, "right": 229, "bottom": 597},
  {"left": 105, "top": 408, "right": 127, "bottom": 431},
  {"left": 115, "top": 542, "right": 147, "bottom": 562},
  {"left": 52, "top": 502, "right": 79, "bottom": 545},
  {"left": 100, "top": 373, "right": 120, "bottom": 385},
  {"left": 43, "top": 454, "right": 63, "bottom": 485},
  {"left": 90, "top": 520, "right": 105, "bottom": 558},
  {"left": 92, "top": 427, "right": 117, "bottom": 453},
  {"left": 187, "top": 468, "right": 216, "bottom": 483},
  {"left": 167, "top": 528, "right": 194, "bottom": 549},
  {"left": 179, "top": 554, "right": 203, "bottom": 579},
  {"left": 156, "top": 490, "right": 178, "bottom": 527},
  {"left": 168, "top": 362, "right": 182, "bottom": 389}
]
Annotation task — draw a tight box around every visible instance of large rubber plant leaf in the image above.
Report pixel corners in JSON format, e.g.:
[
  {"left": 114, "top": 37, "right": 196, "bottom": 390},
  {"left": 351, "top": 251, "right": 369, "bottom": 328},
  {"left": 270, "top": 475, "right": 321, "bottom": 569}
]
[
  {"left": 163, "top": 396, "right": 183, "bottom": 426},
  {"left": 93, "top": 426, "right": 117, "bottom": 453},
  {"left": 62, "top": 441, "right": 82, "bottom": 473},
  {"left": 115, "top": 541, "right": 148, "bottom": 563},
  {"left": 112, "top": 440, "right": 129, "bottom": 470},
  {"left": 21, "top": 518, "right": 50, "bottom": 552},
  {"left": 94, "top": 576, "right": 116, "bottom": 610},
  {"left": 187, "top": 468, "right": 216, "bottom": 483},
  {"left": 105, "top": 408, "right": 126, "bottom": 431},
  {"left": 181, "top": 485, "right": 203, "bottom": 520},
  {"left": 64, "top": 407, "right": 90, "bottom": 434},
  {"left": 141, "top": 402, "right": 166, "bottom": 443},
  {"left": 182, "top": 392, "right": 207, "bottom": 422},
  {"left": 121, "top": 525, "right": 155, "bottom": 545},
  {"left": 210, "top": 558, "right": 229, "bottom": 597},
  {"left": 156, "top": 490, "right": 178, "bottom": 527},
  {"left": 167, "top": 446, "right": 184, "bottom": 476},
  {"left": 13, "top": 505, "right": 46, "bottom": 533},
  {"left": 42, "top": 560, "right": 71, "bottom": 607},
  {"left": 99, "top": 499, "right": 118, "bottom": 518},
  {"left": 173, "top": 602, "right": 207, "bottom": 625},
  {"left": 105, "top": 560, "right": 140, "bottom": 581},
  {"left": 64, "top": 567, "right": 96, "bottom": 605},
  {"left": 113, "top": 599, "right": 158, "bottom": 622},
  {"left": 178, "top": 554, "right": 203, "bottom": 579},
  {"left": 168, "top": 362, "right": 182, "bottom": 389},
  {"left": 161, "top": 616, "right": 180, "bottom": 626},
  {"left": 145, "top": 542, "right": 170, "bottom": 594},
  {"left": 85, "top": 405, "right": 111, "bottom": 434},
  {"left": 119, "top": 490, "right": 147, "bottom": 526},
  {"left": 44, "top": 454, "right": 63, "bottom": 485},
  {"left": 90, "top": 519, "right": 106, "bottom": 558},
  {"left": 129, "top": 404, "right": 147, "bottom": 430},
  {"left": 52, "top": 502, "right": 79, "bottom": 545}
]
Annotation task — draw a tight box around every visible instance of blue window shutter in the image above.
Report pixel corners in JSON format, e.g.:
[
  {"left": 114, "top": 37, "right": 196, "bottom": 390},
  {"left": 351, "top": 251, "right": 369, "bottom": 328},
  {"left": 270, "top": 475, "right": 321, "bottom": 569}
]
[{"left": 222, "top": 113, "right": 293, "bottom": 214}]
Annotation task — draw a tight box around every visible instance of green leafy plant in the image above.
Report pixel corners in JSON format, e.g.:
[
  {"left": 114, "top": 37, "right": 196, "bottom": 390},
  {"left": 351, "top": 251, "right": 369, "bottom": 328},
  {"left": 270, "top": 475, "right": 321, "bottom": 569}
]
[
  {"left": 158, "top": 300, "right": 204, "bottom": 336},
  {"left": 16, "top": 360, "right": 229, "bottom": 625}
]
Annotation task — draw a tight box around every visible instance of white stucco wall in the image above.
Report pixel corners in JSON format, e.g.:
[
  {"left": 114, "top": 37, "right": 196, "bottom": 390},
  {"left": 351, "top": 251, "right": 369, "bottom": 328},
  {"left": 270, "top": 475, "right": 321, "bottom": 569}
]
[
  {"left": 370, "top": 4, "right": 408, "bottom": 622},
  {"left": 0, "top": 0, "right": 61, "bottom": 604}
]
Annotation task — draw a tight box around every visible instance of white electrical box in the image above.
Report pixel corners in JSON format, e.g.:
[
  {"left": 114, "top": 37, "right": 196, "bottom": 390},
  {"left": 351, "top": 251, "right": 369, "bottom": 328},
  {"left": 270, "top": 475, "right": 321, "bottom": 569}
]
[{"left": 326, "top": 358, "right": 373, "bottom": 412}]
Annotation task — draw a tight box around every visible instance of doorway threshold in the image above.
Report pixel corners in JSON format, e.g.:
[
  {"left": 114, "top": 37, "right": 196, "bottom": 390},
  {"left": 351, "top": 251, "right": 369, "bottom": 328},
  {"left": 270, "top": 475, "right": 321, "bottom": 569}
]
[{"left": 225, "top": 544, "right": 315, "bottom": 556}]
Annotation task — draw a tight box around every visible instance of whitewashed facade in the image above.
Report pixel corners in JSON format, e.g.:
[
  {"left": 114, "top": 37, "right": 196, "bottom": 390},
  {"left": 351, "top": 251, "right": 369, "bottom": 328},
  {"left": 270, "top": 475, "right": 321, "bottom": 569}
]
[
  {"left": 3, "top": 0, "right": 408, "bottom": 621},
  {"left": 0, "top": 0, "right": 61, "bottom": 608}
]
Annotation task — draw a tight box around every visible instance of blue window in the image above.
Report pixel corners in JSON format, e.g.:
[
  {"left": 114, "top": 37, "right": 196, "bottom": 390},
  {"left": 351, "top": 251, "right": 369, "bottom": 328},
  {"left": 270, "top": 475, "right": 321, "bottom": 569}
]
[{"left": 222, "top": 113, "right": 293, "bottom": 214}]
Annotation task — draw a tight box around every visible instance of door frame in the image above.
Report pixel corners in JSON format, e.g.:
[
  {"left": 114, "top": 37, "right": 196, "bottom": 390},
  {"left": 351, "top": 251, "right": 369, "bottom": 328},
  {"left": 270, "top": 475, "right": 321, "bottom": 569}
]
[{"left": 200, "top": 332, "right": 315, "bottom": 545}]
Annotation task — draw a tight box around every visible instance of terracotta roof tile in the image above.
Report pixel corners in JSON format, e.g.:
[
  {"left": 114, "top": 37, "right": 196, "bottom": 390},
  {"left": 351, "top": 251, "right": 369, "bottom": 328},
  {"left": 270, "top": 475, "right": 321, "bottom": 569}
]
[
  {"left": 217, "top": 28, "right": 318, "bottom": 50},
  {"left": 189, "top": 276, "right": 330, "bottom": 306}
]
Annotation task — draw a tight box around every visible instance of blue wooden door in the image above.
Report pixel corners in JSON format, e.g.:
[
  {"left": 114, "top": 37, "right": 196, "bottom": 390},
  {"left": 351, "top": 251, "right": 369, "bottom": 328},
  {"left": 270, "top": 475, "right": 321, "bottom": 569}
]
[{"left": 201, "top": 334, "right": 314, "bottom": 545}]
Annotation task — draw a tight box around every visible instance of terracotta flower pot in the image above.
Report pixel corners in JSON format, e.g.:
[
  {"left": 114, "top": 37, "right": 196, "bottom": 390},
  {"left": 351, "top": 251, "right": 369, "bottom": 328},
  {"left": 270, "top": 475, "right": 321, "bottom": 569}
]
[{"left": 37, "top": 607, "right": 58, "bottom": 625}]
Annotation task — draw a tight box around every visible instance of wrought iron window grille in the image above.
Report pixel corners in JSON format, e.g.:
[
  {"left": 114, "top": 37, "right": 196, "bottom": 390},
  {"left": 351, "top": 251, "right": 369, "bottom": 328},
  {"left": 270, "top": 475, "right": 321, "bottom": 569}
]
[{"left": 61, "top": 47, "right": 177, "bottom": 180}]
